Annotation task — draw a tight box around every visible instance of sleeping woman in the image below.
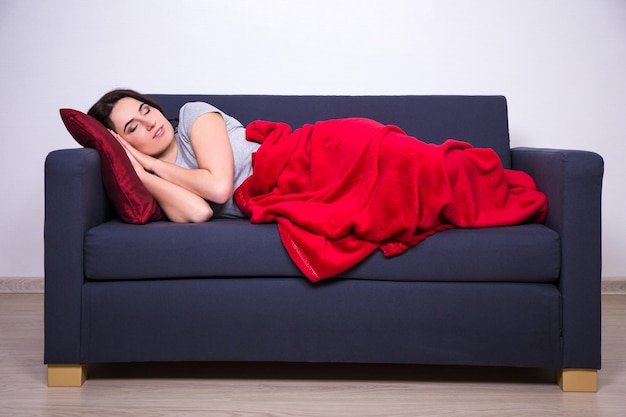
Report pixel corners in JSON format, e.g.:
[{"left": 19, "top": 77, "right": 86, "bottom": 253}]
[
  {"left": 88, "top": 89, "right": 257, "bottom": 223},
  {"left": 88, "top": 88, "right": 548, "bottom": 280}
]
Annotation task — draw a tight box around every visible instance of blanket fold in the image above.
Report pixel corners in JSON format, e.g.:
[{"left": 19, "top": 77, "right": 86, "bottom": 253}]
[{"left": 235, "top": 118, "right": 547, "bottom": 282}]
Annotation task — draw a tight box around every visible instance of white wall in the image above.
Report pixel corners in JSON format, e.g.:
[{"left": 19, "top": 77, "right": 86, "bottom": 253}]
[{"left": 1, "top": 0, "right": 624, "bottom": 279}]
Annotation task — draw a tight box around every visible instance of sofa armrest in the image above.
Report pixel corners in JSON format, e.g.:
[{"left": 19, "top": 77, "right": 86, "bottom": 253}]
[
  {"left": 44, "top": 148, "right": 112, "bottom": 364},
  {"left": 512, "top": 147, "right": 604, "bottom": 369}
]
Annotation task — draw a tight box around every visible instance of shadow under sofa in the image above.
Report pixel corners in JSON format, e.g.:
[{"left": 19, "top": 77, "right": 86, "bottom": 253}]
[{"left": 44, "top": 95, "right": 604, "bottom": 391}]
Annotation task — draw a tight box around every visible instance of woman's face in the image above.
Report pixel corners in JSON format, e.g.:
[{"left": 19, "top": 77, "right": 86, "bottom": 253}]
[{"left": 109, "top": 97, "right": 176, "bottom": 157}]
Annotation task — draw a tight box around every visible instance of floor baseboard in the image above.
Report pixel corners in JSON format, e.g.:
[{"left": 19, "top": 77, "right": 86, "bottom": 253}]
[
  {"left": 602, "top": 277, "right": 626, "bottom": 295},
  {"left": 0, "top": 277, "right": 45, "bottom": 293},
  {"left": 1, "top": 276, "right": 625, "bottom": 294}
]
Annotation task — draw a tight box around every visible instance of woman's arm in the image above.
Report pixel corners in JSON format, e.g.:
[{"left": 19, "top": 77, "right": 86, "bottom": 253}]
[
  {"left": 113, "top": 111, "right": 234, "bottom": 222},
  {"left": 137, "top": 169, "right": 213, "bottom": 223},
  {"left": 137, "top": 112, "right": 235, "bottom": 204}
]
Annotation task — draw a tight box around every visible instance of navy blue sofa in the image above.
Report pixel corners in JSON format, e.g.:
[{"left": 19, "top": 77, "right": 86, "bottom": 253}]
[{"left": 44, "top": 95, "right": 604, "bottom": 391}]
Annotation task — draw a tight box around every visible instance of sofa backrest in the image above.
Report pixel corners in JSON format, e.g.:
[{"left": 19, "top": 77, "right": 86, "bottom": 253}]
[{"left": 150, "top": 95, "right": 512, "bottom": 168}]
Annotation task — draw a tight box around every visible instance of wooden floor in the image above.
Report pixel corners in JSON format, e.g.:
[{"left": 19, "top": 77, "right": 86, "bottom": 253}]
[{"left": 1, "top": 294, "right": 624, "bottom": 417}]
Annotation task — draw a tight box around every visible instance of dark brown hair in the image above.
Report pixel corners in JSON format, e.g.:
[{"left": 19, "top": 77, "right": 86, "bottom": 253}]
[{"left": 87, "top": 89, "right": 165, "bottom": 132}]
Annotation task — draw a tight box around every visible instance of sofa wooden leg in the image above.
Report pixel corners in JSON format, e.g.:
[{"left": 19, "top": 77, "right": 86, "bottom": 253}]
[
  {"left": 48, "top": 364, "right": 88, "bottom": 387},
  {"left": 556, "top": 368, "right": 598, "bottom": 392}
]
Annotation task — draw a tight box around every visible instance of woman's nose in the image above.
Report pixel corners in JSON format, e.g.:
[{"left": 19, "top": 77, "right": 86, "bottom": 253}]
[{"left": 145, "top": 119, "right": 156, "bottom": 131}]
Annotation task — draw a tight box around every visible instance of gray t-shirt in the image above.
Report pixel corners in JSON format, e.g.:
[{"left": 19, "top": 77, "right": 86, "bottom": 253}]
[{"left": 174, "top": 102, "right": 259, "bottom": 218}]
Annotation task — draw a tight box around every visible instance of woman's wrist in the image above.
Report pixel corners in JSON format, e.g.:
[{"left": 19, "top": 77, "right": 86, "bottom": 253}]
[{"left": 148, "top": 157, "right": 162, "bottom": 175}]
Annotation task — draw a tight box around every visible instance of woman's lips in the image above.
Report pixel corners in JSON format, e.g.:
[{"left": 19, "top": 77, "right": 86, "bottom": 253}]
[{"left": 153, "top": 126, "right": 164, "bottom": 139}]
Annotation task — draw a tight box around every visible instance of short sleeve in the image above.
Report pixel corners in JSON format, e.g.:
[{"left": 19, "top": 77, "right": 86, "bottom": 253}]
[{"left": 177, "top": 102, "right": 225, "bottom": 142}]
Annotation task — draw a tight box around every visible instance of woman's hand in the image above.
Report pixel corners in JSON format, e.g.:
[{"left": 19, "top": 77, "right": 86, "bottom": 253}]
[
  {"left": 109, "top": 129, "right": 158, "bottom": 173},
  {"left": 108, "top": 129, "right": 147, "bottom": 176}
]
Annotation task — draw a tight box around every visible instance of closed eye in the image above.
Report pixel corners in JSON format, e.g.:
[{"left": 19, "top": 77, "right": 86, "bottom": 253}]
[{"left": 124, "top": 103, "right": 151, "bottom": 133}]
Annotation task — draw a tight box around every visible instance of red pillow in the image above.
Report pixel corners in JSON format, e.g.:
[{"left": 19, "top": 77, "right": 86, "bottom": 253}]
[{"left": 59, "top": 108, "right": 164, "bottom": 224}]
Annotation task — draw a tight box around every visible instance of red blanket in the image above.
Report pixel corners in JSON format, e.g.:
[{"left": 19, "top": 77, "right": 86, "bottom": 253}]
[{"left": 234, "top": 118, "right": 547, "bottom": 282}]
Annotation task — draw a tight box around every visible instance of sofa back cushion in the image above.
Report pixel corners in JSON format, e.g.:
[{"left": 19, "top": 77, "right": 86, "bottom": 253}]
[{"left": 150, "top": 95, "right": 512, "bottom": 168}]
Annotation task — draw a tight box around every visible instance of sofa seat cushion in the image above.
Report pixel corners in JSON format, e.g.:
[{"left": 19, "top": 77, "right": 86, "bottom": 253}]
[{"left": 84, "top": 219, "right": 560, "bottom": 282}]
